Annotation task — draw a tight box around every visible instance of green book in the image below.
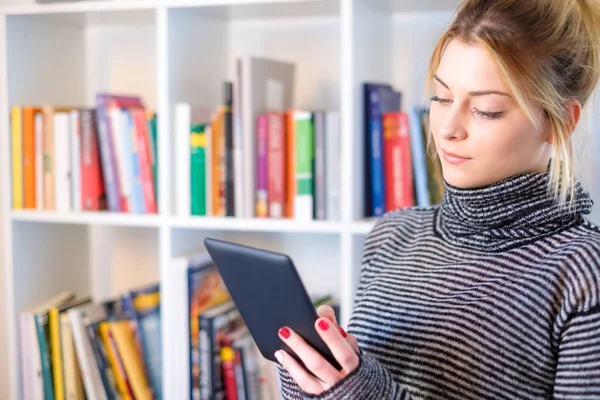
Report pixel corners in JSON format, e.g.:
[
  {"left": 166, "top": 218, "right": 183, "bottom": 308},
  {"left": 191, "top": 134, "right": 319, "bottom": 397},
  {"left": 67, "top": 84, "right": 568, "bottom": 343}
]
[
  {"left": 35, "top": 313, "right": 56, "bottom": 400},
  {"left": 147, "top": 114, "right": 159, "bottom": 208},
  {"left": 191, "top": 124, "right": 207, "bottom": 216},
  {"left": 294, "top": 112, "right": 314, "bottom": 220}
]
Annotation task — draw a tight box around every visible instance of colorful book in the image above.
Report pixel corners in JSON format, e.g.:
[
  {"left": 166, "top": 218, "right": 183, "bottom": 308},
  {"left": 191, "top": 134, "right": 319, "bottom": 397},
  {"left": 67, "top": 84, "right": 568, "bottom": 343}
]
[
  {"left": 292, "top": 111, "right": 314, "bottom": 221},
  {"left": 382, "top": 112, "right": 414, "bottom": 211},
  {"left": 256, "top": 114, "right": 269, "bottom": 218},
  {"left": 191, "top": 124, "right": 208, "bottom": 216},
  {"left": 267, "top": 112, "right": 285, "bottom": 218},
  {"left": 23, "top": 106, "right": 39, "bottom": 209}
]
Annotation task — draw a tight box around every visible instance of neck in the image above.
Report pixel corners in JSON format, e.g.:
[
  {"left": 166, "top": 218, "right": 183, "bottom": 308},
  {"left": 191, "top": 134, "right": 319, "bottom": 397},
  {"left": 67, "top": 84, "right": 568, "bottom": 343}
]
[{"left": 434, "top": 171, "right": 593, "bottom": 252}]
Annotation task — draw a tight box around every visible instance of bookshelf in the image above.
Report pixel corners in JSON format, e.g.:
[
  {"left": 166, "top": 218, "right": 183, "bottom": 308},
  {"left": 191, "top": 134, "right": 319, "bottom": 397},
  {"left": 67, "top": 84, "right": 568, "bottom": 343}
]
[{"left": 5, "top": 0, "right": 597, "bottom": 399}]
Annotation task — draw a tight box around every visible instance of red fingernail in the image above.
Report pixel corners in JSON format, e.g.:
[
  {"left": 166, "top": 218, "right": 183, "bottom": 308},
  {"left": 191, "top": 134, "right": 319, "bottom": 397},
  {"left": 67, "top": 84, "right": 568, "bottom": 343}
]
[
  {"left": 339, "top": 326, "right": 347, "bottom": 338},
  {"left": 318, "top": 319, "right": 329, "bottom": 331},
  {"left": 279, "top": 327, "right": 291, "bottom": 339}
]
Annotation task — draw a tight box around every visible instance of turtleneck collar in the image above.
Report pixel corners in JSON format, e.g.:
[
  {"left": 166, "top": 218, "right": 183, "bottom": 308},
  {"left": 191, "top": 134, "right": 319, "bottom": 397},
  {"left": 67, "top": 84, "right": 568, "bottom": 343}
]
[{"left": 434, "top": 171, "right": 594, "bottom": 252}]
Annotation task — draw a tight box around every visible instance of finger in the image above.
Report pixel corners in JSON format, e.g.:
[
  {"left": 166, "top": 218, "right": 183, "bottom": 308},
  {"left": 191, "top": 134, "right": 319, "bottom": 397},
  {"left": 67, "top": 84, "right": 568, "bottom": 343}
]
[
  {"left": 278, "top": 326, "right": 343, "bottom": 386},
  {"left": 315, "top": 318, "right": 360, "bottom": 374},
  {"left": 316, "top": 305, "right": 338, "bottom": 326},
  {"left": 345, "top": 332, "right": 361, "bottom": 354},
  {"left": 275, "top": 349, "right": 324, "bottom": 395}
]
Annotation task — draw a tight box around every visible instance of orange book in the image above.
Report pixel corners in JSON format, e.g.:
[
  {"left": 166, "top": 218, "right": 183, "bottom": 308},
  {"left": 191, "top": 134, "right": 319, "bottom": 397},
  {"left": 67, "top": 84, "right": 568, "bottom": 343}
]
[
  {"left": 211, "top": 109, "right": 225, "bottom": 216},
  {"left": 284, "top": 111, "right": 296, "bottom": 218},
  {"left": 42, "top": 106, "right": 55, "bottom": 210},
  {"left": 23, "top": 107, "right": 40, "bottom": 209}
]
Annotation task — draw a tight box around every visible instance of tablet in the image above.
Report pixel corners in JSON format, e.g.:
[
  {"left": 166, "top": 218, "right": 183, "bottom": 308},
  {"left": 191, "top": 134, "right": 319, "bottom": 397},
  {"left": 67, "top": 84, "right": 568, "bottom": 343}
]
[{"left": 203, "top": 237, "right": 342, "bottom": 371}]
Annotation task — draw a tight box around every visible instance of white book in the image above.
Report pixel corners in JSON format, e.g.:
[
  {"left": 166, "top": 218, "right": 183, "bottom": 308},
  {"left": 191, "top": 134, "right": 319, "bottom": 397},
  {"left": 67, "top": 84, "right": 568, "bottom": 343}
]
[
  {"left": 61, "top": 312, "right": 85, "bottom": 399},
  {"left": 169, "top": 252, "right": 214, "bottom": 400},
  {"left": 70, "top": 110, "right": 82, "bottom": 213},
  {"left": 35, "top": 112, "right": 44, "bottom": 210},
  {"left": 326, "top": 112, "right": 341, "bottom": 221},
  {"left": 19, "top": 314, "right": 40, "bottom": 400},
  {"left": 20, "top": 291, "right": 75, "bottom": 400},
  {"left": 69, "top": 304, "right": 108, "bottom": 400},
  {"left": 205, "top": 126, "right": 213, "bottom": 217},
  {"left": 175, "top": 103, "right": 191, "bottom": 217},
  {"left": 109, "top": 108, "right": 131, "bottom": 212},
  {"left": 240, "top": 56, "right": 295, "bottom": 219},
  {"left": 54, "top": 112, "right": 71, "bottom": 212}
]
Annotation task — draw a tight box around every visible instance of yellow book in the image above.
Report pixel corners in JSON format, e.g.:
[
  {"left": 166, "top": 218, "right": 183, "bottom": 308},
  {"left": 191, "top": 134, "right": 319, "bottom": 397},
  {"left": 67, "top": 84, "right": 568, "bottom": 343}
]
[
  {"left": 111, "top": 320, "right": 152, "bottom": 400},
  {"left": 60, "top": 313, "right": 85, "bottom": 400},
  {"left": 49, "top": 308, "right": 65, "bottom": 400},
  {"left": 99, "top": 322, "right": 133, "bottom": 400},
  {"left": 11, "top": 106, "right": 23, "bottom": 209}
]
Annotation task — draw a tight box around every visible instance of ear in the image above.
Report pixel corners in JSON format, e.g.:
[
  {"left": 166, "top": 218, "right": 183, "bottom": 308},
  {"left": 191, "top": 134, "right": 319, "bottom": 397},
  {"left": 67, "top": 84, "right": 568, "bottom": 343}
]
[{"left": 545, "top": 100, "right": 582, "bottom": 144}]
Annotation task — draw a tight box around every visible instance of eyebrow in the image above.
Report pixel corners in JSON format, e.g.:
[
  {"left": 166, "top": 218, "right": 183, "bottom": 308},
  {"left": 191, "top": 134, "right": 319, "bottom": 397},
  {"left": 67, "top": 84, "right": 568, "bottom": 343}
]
[{"left": 434, "top": 74, "right": 511, "bottom": 97}]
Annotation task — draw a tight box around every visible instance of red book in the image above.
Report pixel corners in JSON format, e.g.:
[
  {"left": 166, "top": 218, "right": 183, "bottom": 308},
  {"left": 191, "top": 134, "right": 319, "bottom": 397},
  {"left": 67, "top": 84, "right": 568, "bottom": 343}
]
[
  {"left": 267, "top": 112, "right": 285, "bottom": 218},
  {"left": 80, "top": 109, "right": 106, "bottom": 211},
  {"left": 220, "top": 345, "right": 238, "bottom": 400},
  {"left": 133, "top": 109, "right": 157, "bottom": 214},
  {"left": 382, "top": 112, "right": 414, "bottom": 211}
]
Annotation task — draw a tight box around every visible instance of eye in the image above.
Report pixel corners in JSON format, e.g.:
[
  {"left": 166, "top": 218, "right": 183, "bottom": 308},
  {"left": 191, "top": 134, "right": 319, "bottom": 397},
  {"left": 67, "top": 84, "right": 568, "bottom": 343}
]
[
  {"left": 431, "top": 95, "right": 452, "bottom": 105},
  {"left": 473, "top": 108, "right": 504, "bottom": 120}
]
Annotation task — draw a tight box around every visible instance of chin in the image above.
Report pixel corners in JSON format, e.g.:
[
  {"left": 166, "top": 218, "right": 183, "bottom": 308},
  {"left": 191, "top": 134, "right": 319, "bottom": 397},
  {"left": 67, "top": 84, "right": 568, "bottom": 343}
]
[{"left": 441, "top": 165, "right": 497, "bottom": 189}]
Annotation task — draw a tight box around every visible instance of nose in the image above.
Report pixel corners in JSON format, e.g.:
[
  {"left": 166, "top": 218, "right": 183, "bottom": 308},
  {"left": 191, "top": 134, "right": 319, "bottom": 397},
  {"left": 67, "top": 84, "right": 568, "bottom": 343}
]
[{"left": 438, "top": 107, "right": 468, "bottom": 141}]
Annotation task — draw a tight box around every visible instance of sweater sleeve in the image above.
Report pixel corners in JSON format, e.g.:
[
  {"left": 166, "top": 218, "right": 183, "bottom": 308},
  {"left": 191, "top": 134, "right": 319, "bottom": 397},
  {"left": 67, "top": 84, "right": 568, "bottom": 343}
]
[
  {"left": 552, "top": 306, "right": 600, "bottom": 399},
  {"left": 277, "top": 211, "right": 418, "bottom": 399}
]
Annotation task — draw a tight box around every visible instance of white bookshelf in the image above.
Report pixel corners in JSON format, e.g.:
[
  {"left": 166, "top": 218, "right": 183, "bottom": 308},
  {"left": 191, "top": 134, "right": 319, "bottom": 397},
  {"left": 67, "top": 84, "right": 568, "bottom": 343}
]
[{"left": 3, "top": 0, "right": 598, "bottom": 399}]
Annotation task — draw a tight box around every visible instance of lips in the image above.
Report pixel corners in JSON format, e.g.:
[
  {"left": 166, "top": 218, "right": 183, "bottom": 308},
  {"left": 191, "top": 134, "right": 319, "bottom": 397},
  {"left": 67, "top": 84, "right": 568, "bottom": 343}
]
[{"left": 441, "top": 149, "right": 471, "bottom": 165}]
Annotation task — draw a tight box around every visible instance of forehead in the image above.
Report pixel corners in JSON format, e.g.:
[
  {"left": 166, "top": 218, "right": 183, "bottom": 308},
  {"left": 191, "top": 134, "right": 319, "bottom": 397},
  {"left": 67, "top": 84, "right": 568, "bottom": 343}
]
[{"left": 436, "top": 39, "right": 507, "bottom": 92}]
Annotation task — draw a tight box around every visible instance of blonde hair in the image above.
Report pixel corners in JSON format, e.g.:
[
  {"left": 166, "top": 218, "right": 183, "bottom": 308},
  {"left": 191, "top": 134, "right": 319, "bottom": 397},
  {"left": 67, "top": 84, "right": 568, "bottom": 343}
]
[{"left": 426, "top": 0, "right": 600, "bottom": 208}]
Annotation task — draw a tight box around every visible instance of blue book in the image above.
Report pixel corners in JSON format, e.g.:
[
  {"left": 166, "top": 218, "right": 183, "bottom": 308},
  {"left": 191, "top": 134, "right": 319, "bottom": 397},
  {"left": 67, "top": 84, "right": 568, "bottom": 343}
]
[
  {"left": 95, "top": 96, "right": 121, "bottom": 212},
  {"left": 86, "top": 320, "right": 118, "bottom": 400},
  {"left": 408, "top": 107, "right": 430, "bottom": 207},
  {"left": 124, "top": 110, "right": 146, "bottom": 214},
  {"left": 364, "top": 83, "right": 402, "bottom": 217},
  {"left": 127, "top": 284, "right": 162, "bottom": 399}
]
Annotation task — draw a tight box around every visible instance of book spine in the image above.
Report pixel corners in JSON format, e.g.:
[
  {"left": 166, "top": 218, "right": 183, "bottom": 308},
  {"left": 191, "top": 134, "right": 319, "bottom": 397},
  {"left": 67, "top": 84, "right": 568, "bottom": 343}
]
[
  {"left": 293, "top": 112, "right": 314, "bottom": 221},
  {"left": 133, "top": 110, "right": 157, "bottom": 214},
  {"left": 367, "top": 87, "right": 386, "bottom": 217},
  {"left": 35, "top": 314, "right": 56, "bottom": 400},
  {"left": 256, "top": 114, "right": 269, "bottom": 218},
  {"left": 19, "top": 314, "right": 33, "bottom": 400},
  {"left": 11, "top": 106, "right": 23, "bottom": 209},
  {"left": 220, "top": 346, "right": 238, "bottom": 400},
  {"left": 205, "top": 126, "right": 213, "bottom": 217},
  {"left": 49, "top": 308, "right": 66, "bottom": 400},
  {"left": 233, "top": 347, "right": 247, "bottom": 400},
  {"left": 127, "top": 111, "right": 145, "bottom": 214},
  {"left": 224, "top": 82, "right": 235, "bottom": 217},
  {"left": 113, "top": 109, "right": 132, "bottom": 213},
  {"left": 382, "top": 112, "right": 414, "bottom": 211},
  {"left": 23, "top": 107, "right": 36, "bottom": 209},
  {"left": 80, "top": 110, "right": 105, "bottom": 211},
  {"left": 95, "top": 100, "right": 121, "bottom": 212},
  {"left": 233, "top": 59, "right": 245, "bottom": 218},
  {"left": 199, "top": 316, "right": 211, "bottom": 400},
  {"left": 284, "top": 112, "right": 295, "bottom": 218},
  {"left": 191, "top": 125, "right": 207, "bottom": 216},
  {"left": 86, "top": 324, "right": 117, "bottom": 400},
  {"left": 70, "top": 110, "right": 82, "bottom": 213},
  {"left": 146, "top": 112, "right": 159, "bottom": 210},
  {"left": 408, "top": 107, "right": 430, "bottom": 207},
  {"left": 35, "top": 112, "right": 44, "bottom": 210},
  {"left": 325, "top": 112, "right": 340, "bottom": 221},
  {"left": 54, "top": 112, "right": 71, "bottom": 213},
  {"left": 313, "top": 112, "right": 326, "bottom": 220},
  {"left": 267, "top": 113, "right": 285, "bottom": 218}
]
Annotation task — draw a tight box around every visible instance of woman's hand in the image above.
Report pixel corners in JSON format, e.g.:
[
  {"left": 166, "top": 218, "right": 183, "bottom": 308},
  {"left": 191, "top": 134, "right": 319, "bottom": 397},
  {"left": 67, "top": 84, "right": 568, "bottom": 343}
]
[{"left": 275, "top": 305, "right": 361, "bottom": 396}]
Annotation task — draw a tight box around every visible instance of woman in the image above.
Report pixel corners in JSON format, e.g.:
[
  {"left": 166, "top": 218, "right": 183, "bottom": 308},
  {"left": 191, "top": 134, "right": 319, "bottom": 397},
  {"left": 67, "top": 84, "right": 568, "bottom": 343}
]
[{"left": 275, "top": 0, "right": 600, "bottom": 399}]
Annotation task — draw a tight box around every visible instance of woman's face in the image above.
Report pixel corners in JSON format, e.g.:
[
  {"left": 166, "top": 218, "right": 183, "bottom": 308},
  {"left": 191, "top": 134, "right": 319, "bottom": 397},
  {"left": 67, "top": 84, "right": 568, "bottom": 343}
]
[{"left": 429, "top": 39, "right": 553, "bottom": 189}]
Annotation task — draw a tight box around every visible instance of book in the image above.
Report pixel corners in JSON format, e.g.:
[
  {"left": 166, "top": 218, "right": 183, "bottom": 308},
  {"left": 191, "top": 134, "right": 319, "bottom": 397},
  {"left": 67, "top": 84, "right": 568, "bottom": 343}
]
[
  {"left": 170, "top": 253, "right": 230, "bottom": 400},
  {"left": 267, "top": 112, "right": 285, "bottom": 218},
  {"left": 292, "top": 111, "right": 314, "bottom": 221},
  {"left": 313, "top": 111, "right": 326, "bottom": 220},
  {"left": 191, "top": 124, "right": 208, "bottom": 216},
  {"left": 223, "top": 81, "right": 235, "bottom": 217},
  {"left": 382, "top": 112, "right": 414, "bottom": 211},
  {"left": 364, "top": 83, "right": 402, "bottom": 217},
  {"left": 256, "top": 114, "right": 269, "bottom": 218}
]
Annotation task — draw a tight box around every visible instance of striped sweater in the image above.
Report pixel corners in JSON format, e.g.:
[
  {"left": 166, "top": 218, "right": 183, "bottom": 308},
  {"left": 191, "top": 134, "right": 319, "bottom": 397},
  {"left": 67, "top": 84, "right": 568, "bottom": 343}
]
[{"left": 278, "top": 171, "right": 600, "bottom": 399}]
